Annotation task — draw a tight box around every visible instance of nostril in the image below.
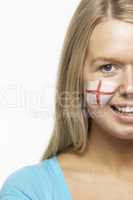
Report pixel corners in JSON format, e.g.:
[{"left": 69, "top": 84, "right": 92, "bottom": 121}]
[
  {"left": 126, "top": 93, "right": 133, "bottom": 98},
  {"left": 119, "top": 84, "right": 133, "bottom": 95}
]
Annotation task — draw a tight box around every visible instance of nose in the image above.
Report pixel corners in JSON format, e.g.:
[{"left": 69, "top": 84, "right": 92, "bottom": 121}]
[{"left": 119, "top": 65, "right": 133, "bottom": 98}]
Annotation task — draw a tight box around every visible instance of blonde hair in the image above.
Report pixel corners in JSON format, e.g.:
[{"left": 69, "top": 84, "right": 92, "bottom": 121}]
[{"left": 41, "top": 0, "right": 133, "bottom": 161}]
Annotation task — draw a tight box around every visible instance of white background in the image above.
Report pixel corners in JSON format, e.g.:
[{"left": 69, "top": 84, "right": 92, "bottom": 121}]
[{"left": 0, "top": 0, "right": 80, "bottom": 188}]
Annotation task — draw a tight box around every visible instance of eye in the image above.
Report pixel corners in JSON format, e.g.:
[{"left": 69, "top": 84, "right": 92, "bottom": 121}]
[{"left": 98, "top": 64, "right": 116, "bottom": 73}]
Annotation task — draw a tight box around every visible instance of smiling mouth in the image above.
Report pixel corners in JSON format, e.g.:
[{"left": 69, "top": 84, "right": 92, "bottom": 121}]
[{"left": 110, "top": 105, "right": 133, "bottom": 116}]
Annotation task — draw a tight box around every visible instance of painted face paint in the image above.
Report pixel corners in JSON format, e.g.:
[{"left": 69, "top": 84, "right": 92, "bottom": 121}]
[{"left": 84, "top": 79, "right": 118, "bottom": 106}]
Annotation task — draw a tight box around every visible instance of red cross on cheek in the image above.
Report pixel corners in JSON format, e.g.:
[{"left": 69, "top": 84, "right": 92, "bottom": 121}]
[{"left": 85, "top": 80, "right": 115, "bottom": 105}]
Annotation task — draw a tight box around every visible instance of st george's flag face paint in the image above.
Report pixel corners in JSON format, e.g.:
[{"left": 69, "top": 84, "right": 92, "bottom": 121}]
[{"left": 84, "top": 79, "right": 118, "bottom": 106}]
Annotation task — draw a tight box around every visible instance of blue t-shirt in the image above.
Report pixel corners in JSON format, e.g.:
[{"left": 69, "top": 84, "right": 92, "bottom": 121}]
[{"left": 0, "top": 156, "right": 73, "bottom": 200}]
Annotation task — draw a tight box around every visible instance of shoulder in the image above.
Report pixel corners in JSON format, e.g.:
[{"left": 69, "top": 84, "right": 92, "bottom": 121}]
[{"left": 0, "top": 157, "right": 57, "bottom": 200}]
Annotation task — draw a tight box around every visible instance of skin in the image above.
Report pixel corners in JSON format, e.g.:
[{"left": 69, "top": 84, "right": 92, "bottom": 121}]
[
  {"left": 83, "top": 19, "right": 133, "bottom": 179},
  {"left": 57, "top": 19, "right": 133, "bottom": 198}
]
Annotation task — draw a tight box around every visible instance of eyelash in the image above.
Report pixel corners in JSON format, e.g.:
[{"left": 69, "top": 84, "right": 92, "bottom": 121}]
[{"left": 98, "top": 64, "right": 117, "bottom": 74}]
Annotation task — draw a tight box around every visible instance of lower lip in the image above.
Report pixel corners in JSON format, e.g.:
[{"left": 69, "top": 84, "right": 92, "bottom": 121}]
[{"left": 110, "top": 106, "right": 133, "bottom": 124}]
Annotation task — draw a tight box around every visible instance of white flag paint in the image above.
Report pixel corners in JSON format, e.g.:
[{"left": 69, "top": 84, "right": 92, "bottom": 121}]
[{"left": 85, "top": 79, "right": 118, "bottom": 106}]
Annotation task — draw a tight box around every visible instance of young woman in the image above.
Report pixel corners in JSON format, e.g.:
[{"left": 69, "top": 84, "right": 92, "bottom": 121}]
[{"left": 1, "top": 0, "right": 133, "bottom": 199}]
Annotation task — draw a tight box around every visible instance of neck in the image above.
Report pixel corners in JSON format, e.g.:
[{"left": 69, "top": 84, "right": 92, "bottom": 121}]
[{"left": 83, "top": 122, "right": 133, "bottom": 180}]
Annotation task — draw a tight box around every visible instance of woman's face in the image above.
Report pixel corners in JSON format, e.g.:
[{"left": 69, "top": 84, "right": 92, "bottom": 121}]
[{"left": 84, "top": 19, "right": 133, "bottom": 140}]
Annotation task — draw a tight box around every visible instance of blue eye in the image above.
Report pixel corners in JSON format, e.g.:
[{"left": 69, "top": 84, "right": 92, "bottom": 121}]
[{"left": 99, "top": 64, "right": 116, "bottom": 73}]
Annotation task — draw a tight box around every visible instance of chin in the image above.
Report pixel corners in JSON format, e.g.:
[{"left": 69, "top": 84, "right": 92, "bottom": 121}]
[
  {"left": 92, "top": 118, "right": 133, "bottom": 142},
  {"left": 109, "top": 128, "right": 133, "bottom": 140}
]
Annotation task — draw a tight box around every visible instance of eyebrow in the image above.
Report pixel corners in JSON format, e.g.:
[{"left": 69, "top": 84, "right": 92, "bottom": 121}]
[{"left": 90, "top": 57, "right": 124, "bottom": 65}]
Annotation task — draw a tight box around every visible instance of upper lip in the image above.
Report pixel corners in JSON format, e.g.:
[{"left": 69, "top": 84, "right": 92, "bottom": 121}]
[{"left": 110, "top": 104, "right": 133, "bottom": 107}]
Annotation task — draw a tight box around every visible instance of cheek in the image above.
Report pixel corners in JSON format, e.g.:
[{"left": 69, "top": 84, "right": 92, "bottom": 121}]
[
  {"left": 87, "top": 106, "right": 98, "bottom": 119},
  {"left": 85, "top": 79, "right": 119, "bottom": 106},
  {"left": 87, "top": 104, "right": 106, "bottom": 119}
]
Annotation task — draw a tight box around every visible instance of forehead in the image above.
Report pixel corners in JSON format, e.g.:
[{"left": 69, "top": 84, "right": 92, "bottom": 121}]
[{"left": 89, "top": 19, "right": 133, "bottom": 64}]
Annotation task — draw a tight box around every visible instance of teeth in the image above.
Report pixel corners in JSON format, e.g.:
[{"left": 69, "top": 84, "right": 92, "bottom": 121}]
[{"left": 117, "top": 106, "right": 133, "bottom": 113}]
